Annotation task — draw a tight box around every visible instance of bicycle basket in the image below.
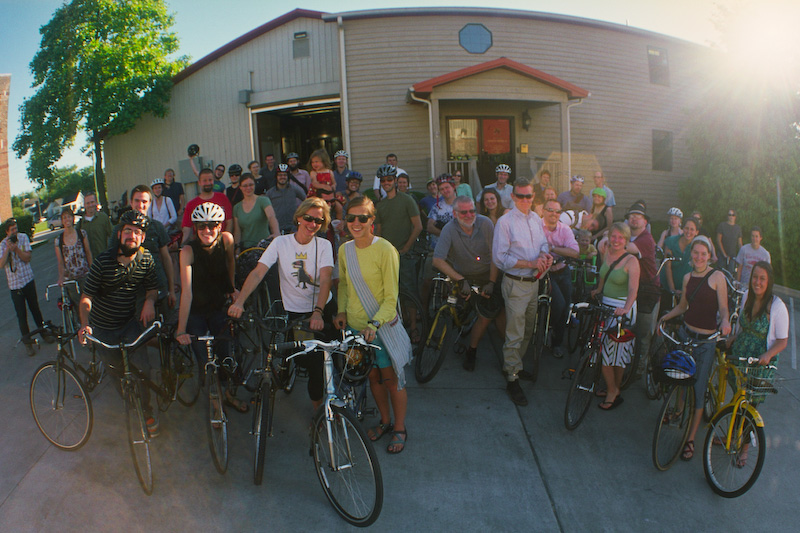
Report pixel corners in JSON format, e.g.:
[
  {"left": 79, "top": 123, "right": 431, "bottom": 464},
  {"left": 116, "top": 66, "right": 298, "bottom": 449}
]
[
  {"left": 738, "top": 363, "right": 777, "bottom": 403},
  {"left": 655, "top": 350, "right": 697, "bottom": 385},
  {"left": 335, "top": 345, "right": 374, "bottom": 383}
]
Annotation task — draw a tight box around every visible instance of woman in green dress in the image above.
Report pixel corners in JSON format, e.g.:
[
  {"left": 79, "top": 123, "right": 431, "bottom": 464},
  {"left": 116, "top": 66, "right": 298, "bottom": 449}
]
[{"left": 233, "top": 173, "right": 279, "bottom": 250}]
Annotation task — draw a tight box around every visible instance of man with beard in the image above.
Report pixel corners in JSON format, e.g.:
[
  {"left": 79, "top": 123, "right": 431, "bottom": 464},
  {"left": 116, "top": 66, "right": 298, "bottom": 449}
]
[
  {"left": 78, "top": 210, "right": 161, "bottom": 436},
  {"left": 432, "top": 196, "right": 502, "bottom": 371},
  {"left": 286, "top": 152, "right": 311, "bottom": 194},
  {"left": 557, "top": 175, "right": 592, "bottom": 213},
  {"left": 266, "top": 163, "right": 306, "bottom": 233},
  {"left": 182, "top": 168, "right": 233, "bottom": 245}
]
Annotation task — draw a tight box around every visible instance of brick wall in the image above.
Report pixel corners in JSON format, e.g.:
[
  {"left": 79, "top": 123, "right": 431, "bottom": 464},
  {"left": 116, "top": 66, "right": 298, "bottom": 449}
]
[{"left": 0, "top": 74, "right": 10, "bottom": 222}]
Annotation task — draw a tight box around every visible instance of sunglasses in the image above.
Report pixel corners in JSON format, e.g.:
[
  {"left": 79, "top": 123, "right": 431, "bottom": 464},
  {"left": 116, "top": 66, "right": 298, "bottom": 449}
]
[
  {"left": 196, "top": 222, "right": 220, "bottom": 231},
  {"left": 301, "top": 214, "right": 324, "bottom": 225},
  {"left": 345, "top": 214, "right": 372, "bottom": 223},
  {"left": 514, "top": 193, "right": 533, "bottom": 199},
  {"left": 457, "top": 209, "right": 476, "bottom": 215},
  {"left": 544, "top": 207, "right": 561, "bottom": 213},
  {"left": 728, "top": 212, "right": 736, "bottom": 216},
  {"left": 380, "top": 177, "right": 395, "bottom": 182}
]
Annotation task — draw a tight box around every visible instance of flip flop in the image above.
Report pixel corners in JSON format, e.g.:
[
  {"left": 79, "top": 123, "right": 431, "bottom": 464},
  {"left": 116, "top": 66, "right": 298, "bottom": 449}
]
[
  {"left": 598, "top": 396, "right": 624, "bottom": 410},
  {"left": 224, "top": 393, "right": 249, "bottom": 413},
  {"left": 681, "top": 440, "right": 695, "bottom": 461},
  {"left": 595, "top": 388, "right": 607, "bottom": 398}
]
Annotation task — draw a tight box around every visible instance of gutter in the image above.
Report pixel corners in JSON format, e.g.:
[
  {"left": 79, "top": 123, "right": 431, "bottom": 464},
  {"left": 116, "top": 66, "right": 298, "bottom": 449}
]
[
  {"left": 407, "top": 88, "right": 435, "bottom": 179},
  {"left": 566, "top": 98, "right": 585, "bottom": 180},
  {"left": 337, "top": 16, "right": 352, "bottom": 166}
]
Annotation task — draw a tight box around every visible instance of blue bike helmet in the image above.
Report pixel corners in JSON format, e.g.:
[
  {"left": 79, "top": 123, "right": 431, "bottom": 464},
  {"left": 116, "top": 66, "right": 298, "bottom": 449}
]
[{"left": 660, "top": 350, "right": 696, "bottom": 380}]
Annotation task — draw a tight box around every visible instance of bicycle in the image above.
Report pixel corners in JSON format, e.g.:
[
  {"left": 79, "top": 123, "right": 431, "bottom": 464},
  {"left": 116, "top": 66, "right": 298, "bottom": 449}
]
[
  {"left": 525, "top": 269, "right": 552, "bottom": 384},
  {"left": 702, "top": 350, "right": 777, "bottom": 497},
  {"left": 651, "top": 324, "right": 720, "bottom": 471},
  {"left": 46, "top": 281, "right": 81, "bottom": 354},
  {"left": 272, "top": 333, "right": 383, "bottom": 527},
  {"left": 398, "top": 288, "right": 428, "bottom": 361},
  {"left": 564, "top": 258, "right": 598, "bottom": 354},
  {"left": 29, "top": 320, "right": 104, "bottom": 451},
  {"left": 415, "top": 275, "right": 480, "bottom": 383},
  {"left": 84, "top": 321, "right": 165, "bottom": 495},
  {"left": 563, "top": 302, "right": 631, "bottom": 431}
]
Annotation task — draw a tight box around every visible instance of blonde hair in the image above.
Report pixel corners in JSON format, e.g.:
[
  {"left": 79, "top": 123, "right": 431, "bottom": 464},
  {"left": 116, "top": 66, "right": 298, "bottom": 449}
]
[
  {"left": 294, "top": 197, "right": 331, "bottom": 232},
  {"left": 608, "top": 221, "right": 631, "bottom": 242}
]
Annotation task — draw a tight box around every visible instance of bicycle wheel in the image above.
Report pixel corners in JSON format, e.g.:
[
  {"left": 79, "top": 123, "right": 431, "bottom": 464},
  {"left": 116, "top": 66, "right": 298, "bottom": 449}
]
[
  {"left": 528, "top": 302, "right": 549, "bottom": 384},
  {"left": 415, "top": 312, "right": 452, "bottom": 383},
  {"left": 399, "top": 289, "right": 428, "bottom": 357},
  {"left": 620, "top": 349, "right": 640, "bottom": 391},
  {"left": 253, "top": 386, "right": 270, "bottom": 486},
  {"left": 30, "top": 362, "right": 93, "bottom": 450},
  {"left": 124, "top": 383, "right": 153, "bottom": 495},
  {"left": 175, "top": 345, "right": 201, "bottom": 407},
  {"left": 703, "top": 405, "right": 766, "bottom": 497},
  {"left": 652, "top": 385, "right": 695, "bottom": 471},
  {"left": 564, "top": 347, "right": 601, "bottom": 430},
  {"left": 566, "top": 307, "right": 591, "bottom": 354},
  {"left": 207, "top": 369, "right": 229, "bottom": 474},
  {"left": 311, "top": 405, "right": 383, "bottom": 526},
  {"left": 645, "top": 336, "right": 668, "bottom": 400}
]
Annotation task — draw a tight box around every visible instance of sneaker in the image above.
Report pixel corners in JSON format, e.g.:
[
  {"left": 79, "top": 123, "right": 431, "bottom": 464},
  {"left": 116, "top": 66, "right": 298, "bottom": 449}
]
[
  {"left": 506, "top": 380, "right": 528, "bottom": 406},
  {"left": 552, "top": 346, "right": 566, "bottom": 359},
  {"left": 518, "top": 369, "right": 535, "bottom": 381},
  {"left": 146, "top": 416, "right": 160, "bottom": 438},
  {"left": 463, "top": 347, "right": 477, "bottom": 371}
]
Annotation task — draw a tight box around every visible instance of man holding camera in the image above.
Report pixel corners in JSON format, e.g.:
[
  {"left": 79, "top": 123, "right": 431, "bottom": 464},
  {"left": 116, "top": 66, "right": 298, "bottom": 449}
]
[{"left": 1, "top": 218, "right": 52, "bottom": 355}]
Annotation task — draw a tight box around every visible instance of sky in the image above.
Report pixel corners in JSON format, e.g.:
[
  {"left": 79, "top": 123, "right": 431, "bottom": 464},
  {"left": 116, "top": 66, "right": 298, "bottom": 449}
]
[{"left": 0, "top": 0, "right": 793, "bottom": 197}]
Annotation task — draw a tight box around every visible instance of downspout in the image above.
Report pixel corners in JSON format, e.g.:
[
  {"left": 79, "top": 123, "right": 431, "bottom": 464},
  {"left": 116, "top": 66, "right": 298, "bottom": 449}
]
[
  {"left": 337, "top": 16, "right": 352, "bottom": 166},
  {"left": 566, "top": 98, "right": 584, "bottom": 180},
  {"left": 408, "top": 88, "right": 435, "bottom": 179}
]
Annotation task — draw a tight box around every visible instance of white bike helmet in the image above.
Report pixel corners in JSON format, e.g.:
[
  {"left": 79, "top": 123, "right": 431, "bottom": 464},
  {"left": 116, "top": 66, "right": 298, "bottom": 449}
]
[
  {"left": 495, "top": 164, "right": 512, "bottom": 174},
  {"left": 277, "top": 163, "right": 289, "bottom": 173},
  {"left": 150, "top": 177, "right": 165, "bottom": 187},
  {"left": 334, "top": 150, "right": 349, "bottom": 159},
  {"left": 667, "top": 207, "right": 683, "bottom": 218},
  {"left": 191, "top": 202, "right": 226, "bottom": 223}
]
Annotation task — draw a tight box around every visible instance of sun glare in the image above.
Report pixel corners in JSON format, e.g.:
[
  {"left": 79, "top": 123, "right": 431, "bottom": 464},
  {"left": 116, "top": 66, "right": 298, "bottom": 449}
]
[{"left": 724, "top": 1, "right": 800, "bottom": 82}]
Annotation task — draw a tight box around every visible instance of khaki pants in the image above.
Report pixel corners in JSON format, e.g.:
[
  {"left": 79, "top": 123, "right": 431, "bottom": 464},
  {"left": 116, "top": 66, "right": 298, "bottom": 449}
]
[{"left": 501, "top": 276, "right": 539, "bottom": 380}]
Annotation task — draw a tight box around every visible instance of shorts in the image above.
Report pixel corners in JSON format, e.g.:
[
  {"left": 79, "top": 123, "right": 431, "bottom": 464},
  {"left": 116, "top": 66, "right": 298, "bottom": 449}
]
[
  {"left": 347, "top": 327, "right": 390, "bottom": 369},
  {"left": 399, "top": 252, "right": 418, "bottom": 294}
]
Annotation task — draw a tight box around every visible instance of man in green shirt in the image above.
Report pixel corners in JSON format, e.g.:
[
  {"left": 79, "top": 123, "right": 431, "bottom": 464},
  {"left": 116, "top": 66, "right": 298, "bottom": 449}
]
[
  {"left": 77, "top": 192, "right": 113, "bottom": 259},
  {"left": 374, "top": 164, "right": 422, "bottom": 294}
]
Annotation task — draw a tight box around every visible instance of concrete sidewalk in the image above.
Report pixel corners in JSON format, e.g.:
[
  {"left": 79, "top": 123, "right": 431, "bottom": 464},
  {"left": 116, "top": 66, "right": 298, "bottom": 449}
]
[{"left": 0, "top": 233, "right": 798, "bottom": 531}]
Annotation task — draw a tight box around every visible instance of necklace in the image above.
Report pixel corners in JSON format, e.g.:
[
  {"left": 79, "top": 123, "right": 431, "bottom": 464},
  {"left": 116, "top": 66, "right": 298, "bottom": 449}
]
[{"left": 694, "top": 265, "right": 709, "bottom": 275}]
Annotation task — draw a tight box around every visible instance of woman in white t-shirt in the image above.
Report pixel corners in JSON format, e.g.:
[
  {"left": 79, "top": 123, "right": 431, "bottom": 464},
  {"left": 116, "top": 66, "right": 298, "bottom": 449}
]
[
  {"left": 148, "top": 178, "right": 178, "bottom": 232},
  {"left": 229, "top": 197, "right": 334, "bottom": 407}
]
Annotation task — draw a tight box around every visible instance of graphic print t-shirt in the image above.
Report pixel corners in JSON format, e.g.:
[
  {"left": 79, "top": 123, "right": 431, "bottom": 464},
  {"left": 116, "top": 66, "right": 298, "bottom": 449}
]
[{"left": 257, "top": 234, "right": 334, "bottom": 313}]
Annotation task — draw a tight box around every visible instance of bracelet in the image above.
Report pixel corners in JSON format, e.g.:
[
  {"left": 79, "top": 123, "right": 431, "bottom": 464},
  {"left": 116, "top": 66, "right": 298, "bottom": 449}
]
[{"left": 314, "top": 306, "right": 324, "bottom": 314}]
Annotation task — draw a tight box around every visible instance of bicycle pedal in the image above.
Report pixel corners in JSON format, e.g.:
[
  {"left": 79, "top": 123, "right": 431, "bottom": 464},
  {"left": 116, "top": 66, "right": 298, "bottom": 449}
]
[{"left": 561, "top": 368, "right": 575, "bottom": 380}]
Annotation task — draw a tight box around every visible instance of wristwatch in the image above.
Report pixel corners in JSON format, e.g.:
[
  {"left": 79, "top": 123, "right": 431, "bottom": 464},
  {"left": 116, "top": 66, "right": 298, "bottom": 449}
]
[{"left": 368, "top": 319, "right": 381, "bottom": 330}]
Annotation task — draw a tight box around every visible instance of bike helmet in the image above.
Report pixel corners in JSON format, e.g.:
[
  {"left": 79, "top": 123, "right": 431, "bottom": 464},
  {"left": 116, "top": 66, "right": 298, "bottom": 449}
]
[
  {"left": 228, "top": 164, "right": 242, "bottom": 176},
  {"left": 277, "top": 163, "right": 289, "bottom": 173},
  {"left": 191, "top": 202, "right": 226, "bottom": 223},
  {"left": 495, "top": 164, "right": 512, "bottom": 174},
  {"left": 570, "top": 175, "right": 585, "bottom": 183},
  {"left": 606, "top": 327, "right": 636, "bottom": 344},
  {"left": 560, "top": 210, "right": 578, "bottom": 227},
  {"left": 119, "top": 210, "right": 150, "bottom": 232},
  {"left": 336, "top": 344, "right": 375, "bottom": 383},
  {"left": 334, "top": 150, "right": 349, "bottom": 159},
  {"left": 376, "top": 164, "right": 397, "bottom": 178},
  {"left": 346, "top": 170, "right": 363, "bottom": 182},
  {"left": 660, "top": 350, "right": 697, "bottom": 380},
  {"left": 150, "top": 177, "right": 165, "bottom": 188},
  {"left": 286, "top": 152, "right": 300, "bottom": 161},
  {"left": 187, "top": 143, "right": 200, "bottom": 157},
  {"left": 667, "top": 207, "right": 683, "bottom": 218},
  {"left": 436, "top": 173, "right": 453, "bottom": 185}
]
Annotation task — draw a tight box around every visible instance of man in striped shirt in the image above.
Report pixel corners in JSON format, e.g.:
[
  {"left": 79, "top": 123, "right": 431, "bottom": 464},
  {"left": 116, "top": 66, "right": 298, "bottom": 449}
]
[{"left": 78, "top": 211, "right": 161, "bottom": 436}]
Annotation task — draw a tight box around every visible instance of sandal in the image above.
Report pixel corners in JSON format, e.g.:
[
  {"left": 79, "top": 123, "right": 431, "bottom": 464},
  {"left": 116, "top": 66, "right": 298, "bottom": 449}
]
[
  {"left": 387, "top": 429, "right": 407, "bottom": 454},
  {"left": 737, "top": 449, "right": 749, "bottom": 468},
  {"left": 224, "top": 392, "right": 249, "bottom": 413},
  {"left": 680, "top": 440, "right": 695, "bottom": 461},
  {"left": 367, "top": 422, "right": 393, "bottom": 442}
]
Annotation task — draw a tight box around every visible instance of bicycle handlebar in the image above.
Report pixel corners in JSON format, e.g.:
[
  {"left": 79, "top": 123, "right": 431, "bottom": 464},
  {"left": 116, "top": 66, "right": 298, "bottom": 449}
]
[
  {"left": 46, "top": 280, "right": 80, "bottom": 301},
  {"left": 658, "top": 323, "right": 722, "bottom": 346},
  {"left": 270, "top": 333, "right": 380, "bottom": 359},
  {"left": 84, "top": 320, "right": 162, "bottom": 351}
]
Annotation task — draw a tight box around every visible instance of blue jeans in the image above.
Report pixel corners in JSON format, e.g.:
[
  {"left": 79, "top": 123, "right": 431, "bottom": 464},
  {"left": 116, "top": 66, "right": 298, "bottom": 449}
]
[
  {"left": 679, "top": 326, "right": 717, "bottom": 406},
  {"left": 92, "top": 319, "right": 153, "bottom": 414},
  {"left": 10, "top": 279, "right": 45, "bottom": 339},
  {"left": 549, "top": 269, "right": 572, "bottom": 348}
]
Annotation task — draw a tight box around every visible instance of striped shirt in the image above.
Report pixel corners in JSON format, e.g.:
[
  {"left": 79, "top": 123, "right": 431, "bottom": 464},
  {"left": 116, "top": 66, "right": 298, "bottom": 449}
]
[{"left": 83, "top": 247, "right": 158, "bottom": 329}]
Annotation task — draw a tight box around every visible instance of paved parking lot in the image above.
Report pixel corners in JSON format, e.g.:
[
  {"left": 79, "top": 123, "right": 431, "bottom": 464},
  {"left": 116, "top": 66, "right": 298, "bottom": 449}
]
[{"left": 1, "top": 231, "right": 798, "bottom": 531}]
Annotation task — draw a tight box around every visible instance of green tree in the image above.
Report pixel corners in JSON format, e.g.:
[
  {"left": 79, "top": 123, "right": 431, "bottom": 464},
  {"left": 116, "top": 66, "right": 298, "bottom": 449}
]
[
  {"left": 13, "top": 0, "right": 188, "bottom": 206},
  {"left": 41, "top": 165, "right": 95, "bottom": 204},
  {"left": 680, "top": 68, "right": 800, "bottom": 289}
]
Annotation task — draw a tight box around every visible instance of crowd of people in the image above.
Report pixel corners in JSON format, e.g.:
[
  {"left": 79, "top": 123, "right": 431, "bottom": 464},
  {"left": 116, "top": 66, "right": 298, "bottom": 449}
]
[{"left": 1, "top": 147, "right": 789, "bottom": 462}]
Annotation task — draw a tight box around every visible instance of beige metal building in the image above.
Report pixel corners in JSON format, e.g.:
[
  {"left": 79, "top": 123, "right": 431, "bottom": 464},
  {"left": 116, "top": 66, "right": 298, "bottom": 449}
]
[{"left": 104, "top": 7, "right": 718, "bottom": 217}]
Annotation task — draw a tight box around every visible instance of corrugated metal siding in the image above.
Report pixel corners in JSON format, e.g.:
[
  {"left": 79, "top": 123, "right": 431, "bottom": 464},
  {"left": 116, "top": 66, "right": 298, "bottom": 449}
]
[
  {"left": 342, "top": 14, "right": 715, "bottom": 217},
  {"left": 104, "top": 17, "right": 339, "bottom": 202}
]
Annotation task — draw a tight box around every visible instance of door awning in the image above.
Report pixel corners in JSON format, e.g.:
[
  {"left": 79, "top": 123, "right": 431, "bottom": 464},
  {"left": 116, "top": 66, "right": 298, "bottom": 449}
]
[{"left": 411, "top": 57, "right": 590, "bottom": 99}]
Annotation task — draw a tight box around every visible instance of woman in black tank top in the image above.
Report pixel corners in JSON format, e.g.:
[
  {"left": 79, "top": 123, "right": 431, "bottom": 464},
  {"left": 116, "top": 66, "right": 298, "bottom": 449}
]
[
  {"left": 658, "top": 236, "right": 731, "bottom": 461},
  {"left": 175, "top": 204, "right": 245, "bottom": 411}
]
